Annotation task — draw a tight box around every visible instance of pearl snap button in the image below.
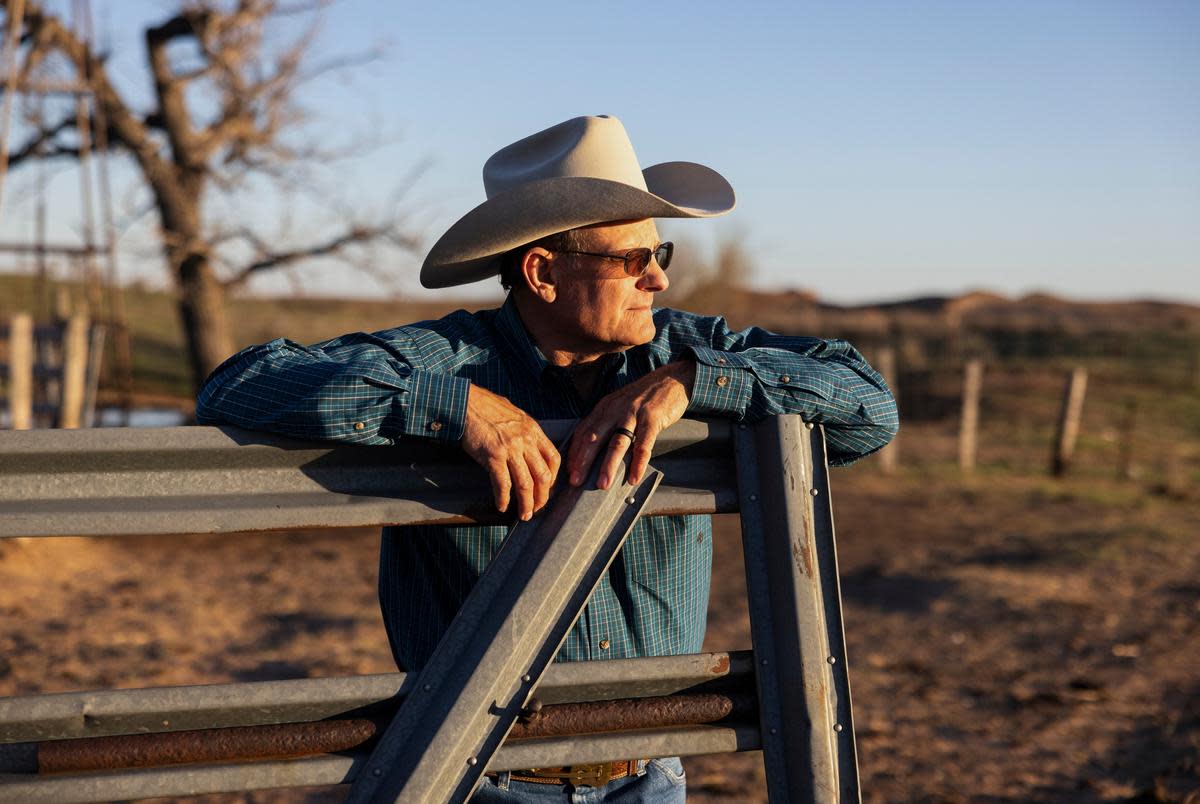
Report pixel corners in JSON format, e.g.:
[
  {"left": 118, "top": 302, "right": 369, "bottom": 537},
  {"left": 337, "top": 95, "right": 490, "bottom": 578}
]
[
  {"left": 429, "top": 421, "right": 444, "bottom": 432},
  {"left": 715, "top": 375, "right": 729, "bottom": 388},
  {"left": 353, "top": 421, "right": 365, "bottom": 430},
  {"left": 599, "top": 639, "right": 610, "bottom": 650}
]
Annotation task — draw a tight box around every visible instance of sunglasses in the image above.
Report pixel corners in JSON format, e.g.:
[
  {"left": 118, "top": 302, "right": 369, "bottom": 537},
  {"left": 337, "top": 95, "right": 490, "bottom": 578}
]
[{"left": 556, "top": 241, "right": 674, "bottom": 278}]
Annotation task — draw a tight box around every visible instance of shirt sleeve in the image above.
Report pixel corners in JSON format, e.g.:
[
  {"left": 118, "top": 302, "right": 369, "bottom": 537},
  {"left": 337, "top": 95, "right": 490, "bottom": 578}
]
[
  {"left": 194, "top": 329, "right": 470, "bottom": 445},
  {"left": 681, "top": 316, "right": 899, "bottom": 466}
]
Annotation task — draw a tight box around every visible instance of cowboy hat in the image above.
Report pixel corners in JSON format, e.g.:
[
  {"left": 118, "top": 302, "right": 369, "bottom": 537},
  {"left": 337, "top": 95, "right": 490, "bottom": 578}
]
[{"left": 420, "top": 115, "right": 736, "bottom": 288}]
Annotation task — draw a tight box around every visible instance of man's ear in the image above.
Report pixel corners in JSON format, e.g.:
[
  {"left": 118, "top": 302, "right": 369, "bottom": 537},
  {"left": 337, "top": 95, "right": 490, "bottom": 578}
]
[{"left": 521, "top": 247, "right": 558, "bottom": 303}]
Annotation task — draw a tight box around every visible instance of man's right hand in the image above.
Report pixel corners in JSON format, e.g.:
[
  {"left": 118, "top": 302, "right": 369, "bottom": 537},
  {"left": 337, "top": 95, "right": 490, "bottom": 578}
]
[{"left": 461, "top": 384, "right": 561, "bottom": 521}]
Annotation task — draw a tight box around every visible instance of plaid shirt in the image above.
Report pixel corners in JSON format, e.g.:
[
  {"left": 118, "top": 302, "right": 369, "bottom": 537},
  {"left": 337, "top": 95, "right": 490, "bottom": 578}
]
[{"left": 196, "top": 297, "right": 897, "bottom": 670}]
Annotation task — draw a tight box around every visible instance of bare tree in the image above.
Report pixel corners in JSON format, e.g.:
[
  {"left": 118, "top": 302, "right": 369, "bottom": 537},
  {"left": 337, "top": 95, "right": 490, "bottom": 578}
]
[{"left": 1, "top": 1, "right": 417, "bottom": 390}]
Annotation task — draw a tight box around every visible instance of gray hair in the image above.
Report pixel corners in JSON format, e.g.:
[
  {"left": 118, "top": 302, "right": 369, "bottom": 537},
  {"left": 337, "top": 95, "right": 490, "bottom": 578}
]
[{"left": 499, "top": 228, "right": 587, "bottom": 292}]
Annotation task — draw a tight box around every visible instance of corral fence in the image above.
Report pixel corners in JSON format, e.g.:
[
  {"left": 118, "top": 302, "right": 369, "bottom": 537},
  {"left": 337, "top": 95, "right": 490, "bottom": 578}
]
[
  {"left": 0, "top": 312, "right": 105, "bottom": 429},
  {"left": 0, "top": 415, "right": 859, "bottom": 803}
]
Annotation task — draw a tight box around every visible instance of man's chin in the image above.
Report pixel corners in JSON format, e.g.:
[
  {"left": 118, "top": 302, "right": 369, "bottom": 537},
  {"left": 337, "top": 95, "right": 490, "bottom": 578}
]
[
  {"left": 624, "top": 319, "right": 658, "bottom": 348},
  {"left": 595, "top": 314, "right": 656, "bottom": 352}
]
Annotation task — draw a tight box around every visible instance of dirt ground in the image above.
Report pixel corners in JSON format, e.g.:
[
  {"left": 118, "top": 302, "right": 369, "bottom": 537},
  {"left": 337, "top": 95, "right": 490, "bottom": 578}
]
[{"left": 1, "top": 443, "right": 1198, "bottom": 803}]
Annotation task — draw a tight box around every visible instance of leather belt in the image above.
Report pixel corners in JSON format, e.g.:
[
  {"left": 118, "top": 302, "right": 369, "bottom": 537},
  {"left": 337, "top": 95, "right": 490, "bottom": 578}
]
[{"left": 492, "top": 760, "right": 641, "bottom": 787}]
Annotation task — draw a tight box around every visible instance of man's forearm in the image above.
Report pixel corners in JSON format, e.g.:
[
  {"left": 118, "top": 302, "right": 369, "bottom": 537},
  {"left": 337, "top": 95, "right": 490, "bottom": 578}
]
[
  {"left": 683, "top": 337, "right": 898, "bottom": 465},
  {"left": 194, "top": 336, "right": 468, "bottom": 445}
]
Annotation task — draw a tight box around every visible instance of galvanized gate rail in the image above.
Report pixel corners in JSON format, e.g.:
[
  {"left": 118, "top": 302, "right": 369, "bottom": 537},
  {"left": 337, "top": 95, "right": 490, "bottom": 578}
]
[
  {"left": 0, "top": 419, "right": 732, "bottom": 537},
  {"left": 0, "top": 652, "right": 758, "bottom": 802},
  {"left": 0, "top": 416, "right": 859, "bottom": 803}
]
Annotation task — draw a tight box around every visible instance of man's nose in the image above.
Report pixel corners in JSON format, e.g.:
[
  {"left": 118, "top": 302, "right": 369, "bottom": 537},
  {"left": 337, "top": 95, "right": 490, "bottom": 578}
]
[{"left": 638, "top": 259, "right": 669, "bottom": 293}]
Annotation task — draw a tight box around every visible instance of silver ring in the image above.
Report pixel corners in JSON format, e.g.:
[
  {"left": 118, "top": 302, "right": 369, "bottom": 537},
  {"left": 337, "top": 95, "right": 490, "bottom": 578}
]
[{"left": 612, "top": 426, "right": 636, "bottom": 441}]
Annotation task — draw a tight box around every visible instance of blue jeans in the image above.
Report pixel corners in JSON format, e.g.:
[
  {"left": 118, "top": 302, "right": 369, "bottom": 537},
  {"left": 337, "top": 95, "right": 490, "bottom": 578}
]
[{"left": 471, "top": 757, "right": 687, "bottom": 803}]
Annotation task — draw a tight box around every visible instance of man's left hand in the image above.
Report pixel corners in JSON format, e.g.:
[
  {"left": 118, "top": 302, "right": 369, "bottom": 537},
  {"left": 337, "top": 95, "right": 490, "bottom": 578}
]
[{"left": 566, "top": 360, "right": 697, "bottom": 489}]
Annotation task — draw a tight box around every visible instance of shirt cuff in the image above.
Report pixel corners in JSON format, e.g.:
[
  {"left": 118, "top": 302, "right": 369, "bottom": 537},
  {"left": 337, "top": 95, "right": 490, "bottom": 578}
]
[
  {"left": 400, "top": 369, "right": 470, "bottom": 442},
  {"left": 685, "top": 347, "right": 753, "bottom": 418}
]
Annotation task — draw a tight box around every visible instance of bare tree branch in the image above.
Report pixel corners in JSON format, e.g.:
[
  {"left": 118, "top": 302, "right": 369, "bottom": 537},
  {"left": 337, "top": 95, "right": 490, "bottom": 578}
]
[
  {"left": 3, "top": 112, "right": 74, "bottom": 167},
  {"left": 178, "top": 2, "right": 303, "bottom": 166},
  {"left": 222, "top": 221, "right": 414, "bottom": 290},
  {"left": 14, "top": 7, "right": 54, "bottom": 82},
  {"left": 5, "top": 1, "right": 178, "bottom": 202},
  {"left": 144, "top": 9, "right": 208, "bottom": 169},
  {"left": 294, "top": 46, "right": 382, "bottom": 86}
]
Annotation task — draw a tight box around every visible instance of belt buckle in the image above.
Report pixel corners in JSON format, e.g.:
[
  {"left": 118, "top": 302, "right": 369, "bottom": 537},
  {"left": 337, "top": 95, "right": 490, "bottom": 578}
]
[{"left": 569, "top": 762, "right": 614, "bottom": 787}]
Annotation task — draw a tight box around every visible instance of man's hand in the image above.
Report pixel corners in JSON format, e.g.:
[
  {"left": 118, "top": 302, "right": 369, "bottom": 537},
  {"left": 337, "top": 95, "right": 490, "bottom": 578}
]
[
  {"left": 462, "top": 384, "right": 561, "bottom": 521},
  {"left": 566, "top": 360, "right": 697, "bottom": 489}
]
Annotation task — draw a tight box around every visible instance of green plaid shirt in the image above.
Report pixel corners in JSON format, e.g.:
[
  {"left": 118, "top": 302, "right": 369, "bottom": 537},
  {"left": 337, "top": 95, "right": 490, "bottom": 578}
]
[{"left": 196, "top": 297, "right": 897, "bottom": 670}]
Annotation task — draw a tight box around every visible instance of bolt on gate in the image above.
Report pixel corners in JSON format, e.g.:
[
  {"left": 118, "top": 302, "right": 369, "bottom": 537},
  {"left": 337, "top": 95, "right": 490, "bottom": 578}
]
[{"left": 0, "top": 414, "right": 859, "bottom": 803}]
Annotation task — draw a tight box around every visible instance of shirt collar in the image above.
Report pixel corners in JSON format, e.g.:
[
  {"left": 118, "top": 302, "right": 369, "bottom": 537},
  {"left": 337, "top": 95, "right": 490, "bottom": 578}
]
[
  {"left": 494, "top": 294, "right": 552, "bottom": 383},
  {"left": 493, "top": 293, "right": 630, "bottom": 391}
]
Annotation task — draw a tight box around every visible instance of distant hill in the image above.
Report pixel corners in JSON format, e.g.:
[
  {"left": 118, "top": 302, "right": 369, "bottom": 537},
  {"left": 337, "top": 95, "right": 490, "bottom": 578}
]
[
  {"left": 846, "top": 291, "right": 1200, "bottom": 333},
  {"left": 687, "top": 286, "right": 1200, "bottom": 338}
]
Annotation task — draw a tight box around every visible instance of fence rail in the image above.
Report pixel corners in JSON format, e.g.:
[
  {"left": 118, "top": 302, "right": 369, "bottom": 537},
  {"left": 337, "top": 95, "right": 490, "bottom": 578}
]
[
  {"left": 1, "top": 651, "right": 760, "bottom": 802},
  {"left": 0, "top": 652, "right": 753, "bottom": 744},
  {"left": 0, "top": 726, "right": 760, "bottom": 804},
  {"left": 0, "top": 419, "right": 734, "bottom": 538},
  {"left": 0, "top": 416, "right": 859, "bottom": 803}
]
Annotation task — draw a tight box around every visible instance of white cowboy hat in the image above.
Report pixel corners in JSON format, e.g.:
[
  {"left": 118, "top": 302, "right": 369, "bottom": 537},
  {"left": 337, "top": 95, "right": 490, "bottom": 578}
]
[{"left": 420, "top": 115, "right": 736, "bottom": 288}]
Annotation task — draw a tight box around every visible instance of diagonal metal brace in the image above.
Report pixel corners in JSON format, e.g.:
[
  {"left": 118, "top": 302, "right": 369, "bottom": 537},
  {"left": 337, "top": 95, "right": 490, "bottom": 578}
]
[{"left": 345, "top": 462, "right": 662, "bottom": 804}]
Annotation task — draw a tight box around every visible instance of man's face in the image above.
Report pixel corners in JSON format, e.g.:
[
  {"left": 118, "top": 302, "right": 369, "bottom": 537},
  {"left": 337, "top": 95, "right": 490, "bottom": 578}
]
[{"left": 547, "top": 218, "right": 669, "bottom": 354}]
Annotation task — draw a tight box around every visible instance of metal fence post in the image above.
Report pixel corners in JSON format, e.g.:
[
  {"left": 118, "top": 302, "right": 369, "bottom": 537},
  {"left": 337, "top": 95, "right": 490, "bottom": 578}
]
[{"left": 734, "top": 416, "right": 860, "bottom": 803}]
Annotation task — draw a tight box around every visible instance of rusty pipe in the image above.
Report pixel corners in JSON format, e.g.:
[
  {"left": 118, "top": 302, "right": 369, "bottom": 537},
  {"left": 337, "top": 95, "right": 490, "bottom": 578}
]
[
  {"left": 32, "top": 691, "right": 757, "bottom": 774},
  {"left": 37, "top": 718, "right": 379, "bottom": 773},
  {"left": 509, "top": 692, "right": 752, "bottom": 740}
]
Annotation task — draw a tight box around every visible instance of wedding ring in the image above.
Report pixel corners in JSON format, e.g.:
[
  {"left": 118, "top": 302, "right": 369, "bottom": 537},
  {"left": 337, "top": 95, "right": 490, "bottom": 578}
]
[{"left": 612, "top": 426, "right": 637, "bottom": 441}]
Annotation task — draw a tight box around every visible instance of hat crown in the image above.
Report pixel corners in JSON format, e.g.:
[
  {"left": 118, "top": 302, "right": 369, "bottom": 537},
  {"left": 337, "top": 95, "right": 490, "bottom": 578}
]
[{"left": 483, "top": 115, "right": 649, "bottom": 199}]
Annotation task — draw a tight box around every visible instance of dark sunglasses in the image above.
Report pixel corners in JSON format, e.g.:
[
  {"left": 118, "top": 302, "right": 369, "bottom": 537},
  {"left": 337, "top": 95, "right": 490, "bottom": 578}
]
[{"left": 556, "top": 241, "right": 673, "bottom": 277}]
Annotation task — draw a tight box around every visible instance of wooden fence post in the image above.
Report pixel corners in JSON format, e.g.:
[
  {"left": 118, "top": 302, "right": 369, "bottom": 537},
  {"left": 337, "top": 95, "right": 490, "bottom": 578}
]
[
  {"left": 1117, "top": 397, "right": 1137, "bottom": 481},
  {"left": 1051, "top": 367, "right": 1088, "bottom": 477},
  {"left": 1163, "top": 446, "right": 1187, "bottom": 499},
  {"left": 958, "top": 359, "right": 983, "bottom": 473},
  {"left": 82, "top": 324, "right": 106, "bottom": 428},
  {"left": 58, "top": 313, "right": 89, "bottom": 429},
  {"left": 877, "top": 346, "right": 898, "bottom": 473},
  {"left": 54, "top": 286, "right": 73, "bottom": 322},
  {"left": 7, "top": 313, "right": 34, "bottom": 430}
]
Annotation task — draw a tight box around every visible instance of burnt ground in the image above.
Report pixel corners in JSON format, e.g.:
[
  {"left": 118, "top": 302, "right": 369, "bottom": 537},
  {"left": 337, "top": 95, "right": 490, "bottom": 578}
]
[{"left": 1, "top": 457, "right": 1198, "bottom": 802}]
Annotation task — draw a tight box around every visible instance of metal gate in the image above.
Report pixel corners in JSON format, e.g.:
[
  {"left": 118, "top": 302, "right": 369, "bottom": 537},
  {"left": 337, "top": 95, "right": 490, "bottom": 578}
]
[{"left": 0, "top": 415, "right": 859, "bottom": 803}]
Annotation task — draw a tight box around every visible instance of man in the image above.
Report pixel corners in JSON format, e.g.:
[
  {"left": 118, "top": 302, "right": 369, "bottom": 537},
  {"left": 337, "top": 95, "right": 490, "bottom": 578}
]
[{"left": 196, "top": 115, "right": 898, "bottom": 802}]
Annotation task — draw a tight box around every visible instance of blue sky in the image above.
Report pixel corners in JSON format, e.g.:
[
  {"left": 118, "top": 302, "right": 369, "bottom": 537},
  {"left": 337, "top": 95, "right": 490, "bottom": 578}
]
[{"left": 3, "top": 0, "right": 1198, "bottom": 305}]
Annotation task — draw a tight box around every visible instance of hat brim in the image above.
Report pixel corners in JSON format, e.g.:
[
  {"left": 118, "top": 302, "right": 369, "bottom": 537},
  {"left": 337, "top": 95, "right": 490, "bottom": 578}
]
[{"left": 420, "top": 161, "right": 735, "bottom": 289}]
